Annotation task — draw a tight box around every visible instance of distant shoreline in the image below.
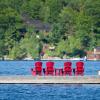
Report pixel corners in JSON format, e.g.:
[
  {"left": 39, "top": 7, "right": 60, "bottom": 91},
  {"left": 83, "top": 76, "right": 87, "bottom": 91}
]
[{"left": 0, "top": 59, "right": 99, "bottom": 61}]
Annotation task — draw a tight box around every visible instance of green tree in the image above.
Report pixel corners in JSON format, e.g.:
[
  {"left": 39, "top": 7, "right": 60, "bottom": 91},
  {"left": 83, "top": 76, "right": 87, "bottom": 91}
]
[
  {"left": 0, "top": 7, "right": 23, "bottom": 58},
  {"left": 42, "top": 0, "right": 63, "bottom": 23},
  {"left": 50, "top": 7, "right": 76, "bottom": 44},
  {"left": 85, "top": 0, "right": 100, "bottom": 46},
  {"left": 55, "top": 40, "right": 68, "bottom": 57},
  {"left": 0, "top": 0, "right": 100, "bottom": 60},
  {"left": 20, "top": 34, "right": 41, "bottom": 59},
  {"left": 21, "top": 0, "right": 43, "bottom": 19}
]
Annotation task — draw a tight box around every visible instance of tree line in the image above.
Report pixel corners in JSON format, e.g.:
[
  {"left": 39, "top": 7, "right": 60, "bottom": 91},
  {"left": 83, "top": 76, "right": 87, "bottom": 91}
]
[{"left": 0, "top": 0, "right": 100, "bottom": 59}]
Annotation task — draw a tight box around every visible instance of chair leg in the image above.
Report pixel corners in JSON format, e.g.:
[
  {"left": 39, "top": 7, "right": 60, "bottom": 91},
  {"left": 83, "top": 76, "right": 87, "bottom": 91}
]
[
  {"left": 75, "top": 71, "right": 78, "bottom": 76},
  {"left": 38, "top": 72, "right": 42, "bottom": 76},
  {"left": 55, "top": 70, "right": 59, "bottom": 76},
  {"left": 75, "top": 72, "right": 84, "bottom": 76},
  {"left": 59, "top": 71, "right": 63, "bottom": 76},
  {"left": 31, "top": 69, "right": 36, "bottom": 76},
  {"left": 69, "top": 72, "right": 72, "bottom": 76},
  {"left": 45, "top": 72, "right": 48, "bottom": 76},
  {"left": 59, "top": 69, "right": 63, "bottom": 76},
  {"left": 43, "top": 68, "right": 45, "bottom": 76},
  {"left": 81, "top": 72, "right": 84, "bottom": 76},
  {"left": 36, "top": 72, "right": 42, "bottom": 76}
]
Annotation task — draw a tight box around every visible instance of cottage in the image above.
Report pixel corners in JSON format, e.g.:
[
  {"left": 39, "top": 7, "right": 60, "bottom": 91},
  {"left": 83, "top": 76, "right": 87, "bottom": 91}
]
[
  {"left": 87, "top": 47, "right": 100, "bottom": 60},
  {"left": 94, "top": 47, "right": 100, "bottom": 60}
]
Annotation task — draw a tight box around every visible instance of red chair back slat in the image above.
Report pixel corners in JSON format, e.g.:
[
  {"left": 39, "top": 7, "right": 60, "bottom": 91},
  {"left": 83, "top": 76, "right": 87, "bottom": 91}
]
[
  {"left": 31, "top": 61, "right": 42, "bottom": 76},
  {"left": 45, "top": 61, "right": 54, "bottom": 75},
  {"left": 75, "top": 61, "right": 84, "bottom": 76},
  {"left": 63, "top": 62, "right": 72, "bottom": 75},
  {"left": 35, "top": 61, "right": 42, "bottom": 71},
  {"left": 76, "top": 61, "right": 84, "bottom": 71},
  {"left": 46, "top": 61, "right": 54, "bottom": 71},
  {"left": 64, "top": 62, "right": 72, "bottom": 71}
]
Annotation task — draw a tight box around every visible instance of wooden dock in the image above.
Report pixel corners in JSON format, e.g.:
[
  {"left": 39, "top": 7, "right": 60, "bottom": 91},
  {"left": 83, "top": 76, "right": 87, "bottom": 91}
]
[{"left": 0, "top": 75, "right": 100, "bottom": 84}]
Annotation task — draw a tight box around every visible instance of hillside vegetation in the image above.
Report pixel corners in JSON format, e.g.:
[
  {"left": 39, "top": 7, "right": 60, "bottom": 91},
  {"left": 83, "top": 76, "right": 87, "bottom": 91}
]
[{"left": 0, "top": 0, "right": 100, "bottom": 59}]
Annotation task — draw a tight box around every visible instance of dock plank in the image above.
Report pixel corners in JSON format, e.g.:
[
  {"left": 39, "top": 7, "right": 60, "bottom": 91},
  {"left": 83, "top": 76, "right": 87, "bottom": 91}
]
[{"left": 0, "top": 75, "right": 100, "bottom": 84}]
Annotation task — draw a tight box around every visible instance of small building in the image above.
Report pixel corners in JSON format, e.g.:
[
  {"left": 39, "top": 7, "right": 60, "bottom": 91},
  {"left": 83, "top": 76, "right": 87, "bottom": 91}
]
[
  {"left": 22, "top": 13, "right": 51, "bottom": 32},
  {"left": 94, "top": 47, "right": 100, "bottom": 60},
  {"left": 49, "top": 46, "right": 55, "bottom": 51},
  {"left": 86, "top": 47, "right": 100, "bottom": 60}
]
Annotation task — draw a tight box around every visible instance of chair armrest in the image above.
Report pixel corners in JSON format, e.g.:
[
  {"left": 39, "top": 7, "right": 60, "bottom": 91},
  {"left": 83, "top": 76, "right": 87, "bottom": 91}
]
[{"left": 31, "top": 68, "right": 33, "bottom": 71}]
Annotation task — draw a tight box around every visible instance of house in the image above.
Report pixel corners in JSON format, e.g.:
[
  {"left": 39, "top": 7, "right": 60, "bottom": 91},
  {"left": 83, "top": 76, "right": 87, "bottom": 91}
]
[
  {"left": 94, "top": 47, "right": 100, "bottom": 60},
  {"left": 87, "top": 47, "right": 100, "bottom": 60},
  {"left": 22, "top": 13, "right": 51, "bottom": 32}
]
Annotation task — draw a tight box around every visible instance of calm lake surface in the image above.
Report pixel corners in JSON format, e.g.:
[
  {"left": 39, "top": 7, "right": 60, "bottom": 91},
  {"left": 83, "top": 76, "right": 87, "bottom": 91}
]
[
  {"left": 0, "top": 60, "right": 100, "bottom": 100},
  {"left": 0, "top": 84, "right": 100, "bottom": 100},
  {"left": 0, "top": 60, "right": 100, "bottom": 75}
]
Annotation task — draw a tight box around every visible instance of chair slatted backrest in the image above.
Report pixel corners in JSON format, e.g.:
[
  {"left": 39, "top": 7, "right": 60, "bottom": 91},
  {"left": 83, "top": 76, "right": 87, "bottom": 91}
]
[
  {"left": 46, "top": 61, "right": 54, "bottom": 72},
  {"left": 35, "top": 61, "right": 42, "bottom": 72},
  {"left": 76, "top": 61, "right": 84, "bottom": 71},
  {"left": 64, "top": 62, "right": 72, "bottom": 71}
]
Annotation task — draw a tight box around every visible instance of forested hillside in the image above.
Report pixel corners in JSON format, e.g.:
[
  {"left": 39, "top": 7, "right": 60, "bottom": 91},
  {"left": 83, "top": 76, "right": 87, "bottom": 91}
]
[{"left": 0, "top": 0, "right": 100, "bottom": 59}]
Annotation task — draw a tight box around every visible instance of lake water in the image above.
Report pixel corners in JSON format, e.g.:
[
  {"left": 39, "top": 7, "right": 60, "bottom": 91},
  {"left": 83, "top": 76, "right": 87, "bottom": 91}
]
[
  {"left": 0, "top": 60, "right": 100, "bottom": 100},
  {"left": 0, "top": 84, "right": 100, "bottom": 100},
  {"left": 0, "top": 60, "right": 100, "bottom": 75}
]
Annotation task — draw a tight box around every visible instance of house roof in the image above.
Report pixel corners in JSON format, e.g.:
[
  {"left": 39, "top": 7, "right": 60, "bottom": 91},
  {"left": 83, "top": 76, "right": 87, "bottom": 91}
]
[
  {"left": 22, "top": 13, "right": 51, "bottom": 32},
  {"left": 95, "top": 46, "right": 100, "bottom": 50}
]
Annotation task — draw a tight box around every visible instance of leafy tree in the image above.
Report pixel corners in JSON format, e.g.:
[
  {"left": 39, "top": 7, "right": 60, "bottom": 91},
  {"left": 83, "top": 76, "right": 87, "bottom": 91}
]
[
  {"left": 42, "top": 0, "right": 63, "bottom": 23},
  {"left": 72, "top": 49, "right": 86, "bottom": 58},
  {"left": 21, "top": 0, "right": 43, "bottom": 19},
  {"left": 50, "top": 7, "right": 76, "bottom": 44},
  {"left": 0, "top": 0, "right": 100, "bottom": 59},
  {"left": 84, "top": 0, "right": 100, "bottom": 46},
  {"left": 8, "top": 43, "right": 27, "bottom": 60},
  {"left": 19, "top": 33, "right": 41, "bottom": 59},
  {"left": 58, "top": 7, "right": 76, "bottom": 35},
  {"left": 0, "top": 40, "right": 5, "bottom": 59},
  {"left": 49, "top": 24, "right": 63, "bottom": 43},
  {"left": 55, "top": 40, "right": 68, "bottom": 57},
  {"left": 75, "top": 12, "right": 96, "bottom": 50},
  {"left": 0, "top": 7, "right": 23, "bottom": 58},
  {"left": 64, "top": 0, "right": 86, "bottom": 12}
]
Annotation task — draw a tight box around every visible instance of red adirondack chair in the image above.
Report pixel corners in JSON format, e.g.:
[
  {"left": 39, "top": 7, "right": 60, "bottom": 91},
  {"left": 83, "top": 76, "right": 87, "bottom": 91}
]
[
  {"left": 63, "top": 62, "right": 72, "bottom": 76},
  {"left": 75, "top": 61, "right": 84, "bottom": 76},
  {"left": 45, "top": 61, "right": 55, "bottom": 75},
  {"left": 31, "top": 61, "right": 42, "bottom": 76}
]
